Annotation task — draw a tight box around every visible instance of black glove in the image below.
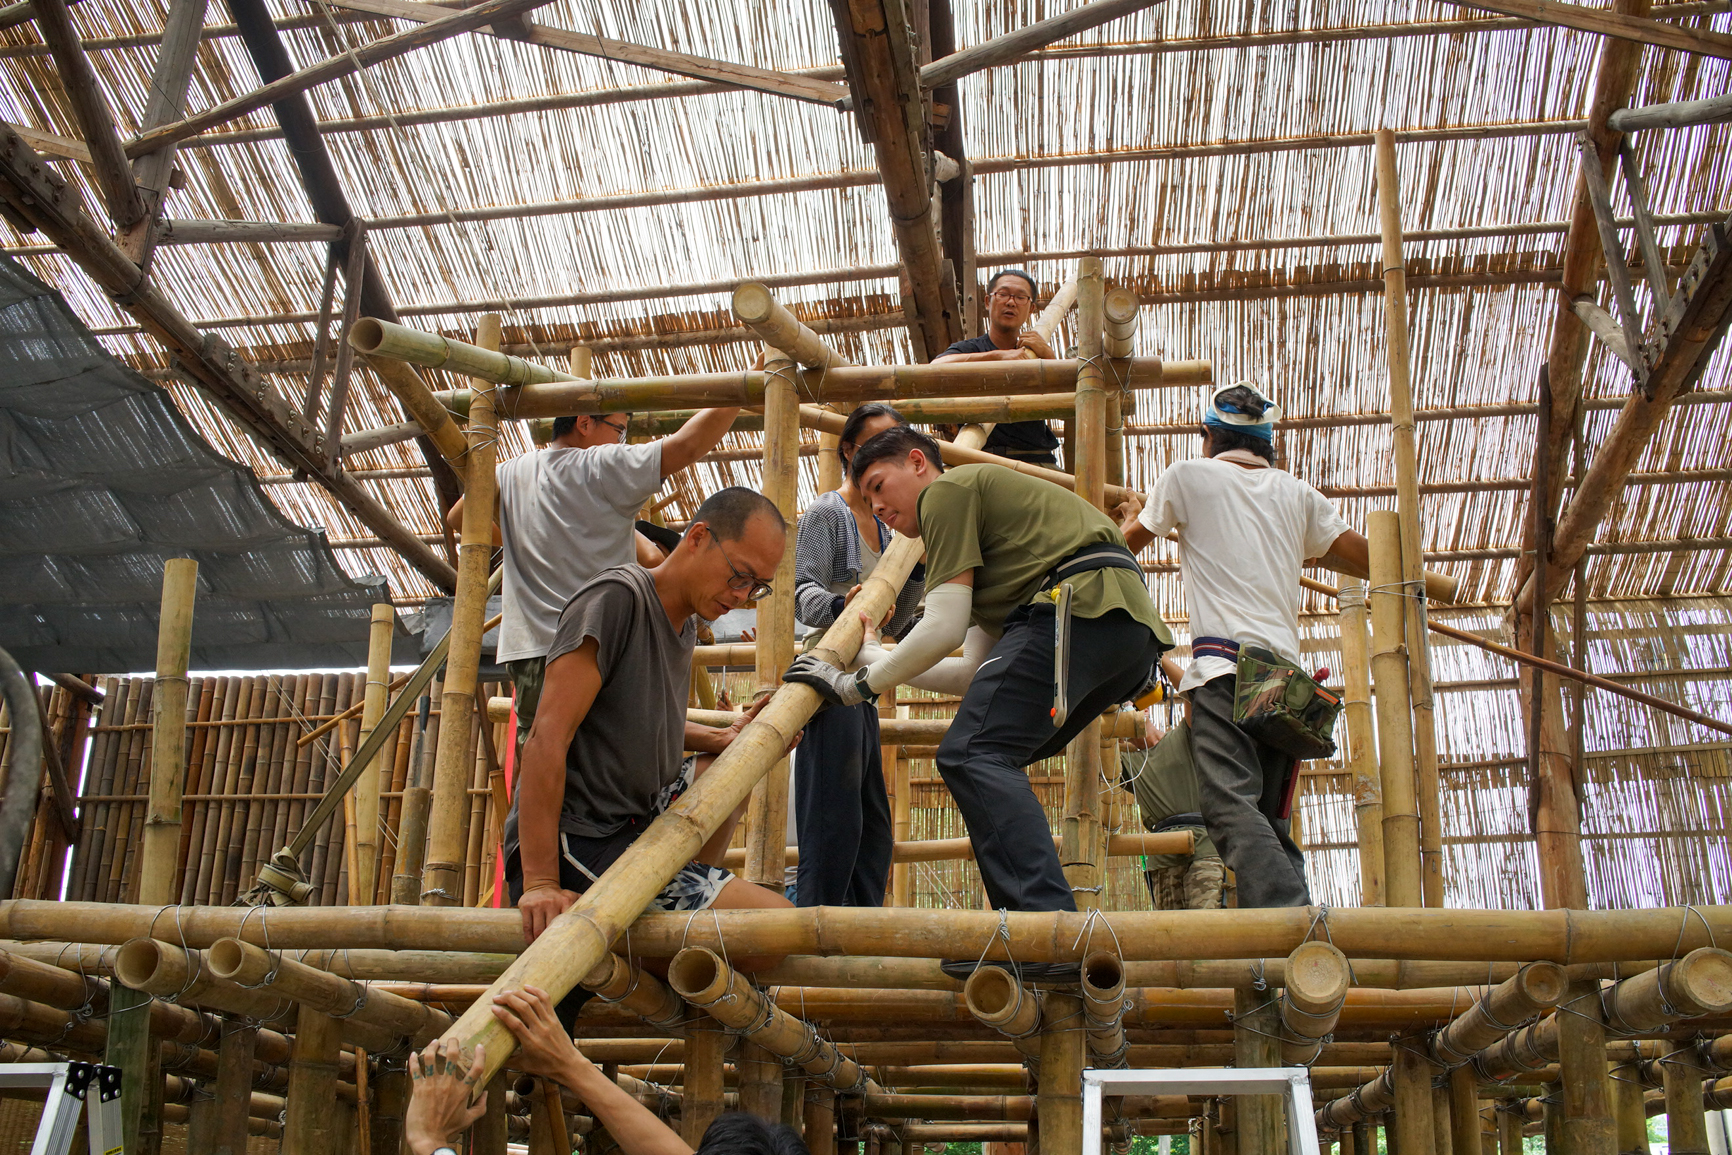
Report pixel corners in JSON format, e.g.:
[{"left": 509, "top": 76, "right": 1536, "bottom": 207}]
[{"left": 784, "top": 653, "right": 875, "bottom": 707}]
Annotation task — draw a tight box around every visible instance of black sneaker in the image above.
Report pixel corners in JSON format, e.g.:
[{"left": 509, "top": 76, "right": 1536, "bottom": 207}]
[{"left": 940, "top": 958, "right": 1082, "bottom": 985}]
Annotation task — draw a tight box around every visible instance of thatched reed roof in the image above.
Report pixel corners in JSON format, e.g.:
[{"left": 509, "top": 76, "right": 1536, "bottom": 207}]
[{"left": 0, "top": 0, "right": 1725, "bottom": 617}]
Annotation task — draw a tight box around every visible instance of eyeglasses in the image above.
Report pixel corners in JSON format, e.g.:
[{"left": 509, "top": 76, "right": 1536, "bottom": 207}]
[
  {"left": 593, "top": 417, "right": 629, "bottom": 440},
  {"left": 714, "top": 538, "right": 774, "bottom": 600},
  {"left": 990, "top": 289, "right": 1031, "bottom": 304}
]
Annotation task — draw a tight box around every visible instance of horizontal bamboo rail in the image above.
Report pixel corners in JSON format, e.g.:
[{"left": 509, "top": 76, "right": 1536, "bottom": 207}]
[
  {"left": 1430, "top": 961, "right": 1568, "bottom": 1065},
  {"left": 579, "top": 952, "right": 686, "bottom": 1034},
  {"left": 686, "top": 705, "right": 1144, "bottom": 743},
  {"left": 719, "top": 830, "right": 1194, "bottom": 870},
  {"left": 667, "top": 946, "right": 872, "bottom": 1092},
  {"left": 207, "top": 937, "right": 451, "bottom": 1044},
  {"left": 350, "top": 317, "right": 1202, "bottom": 414},
  {"left": 7, "top": 902, "right": 1732, "bottom": 963}
]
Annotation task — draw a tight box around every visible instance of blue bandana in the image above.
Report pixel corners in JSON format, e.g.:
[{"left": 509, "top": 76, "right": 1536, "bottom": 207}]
[{"left": 1203, "top": 384, "right": 1279, "bottom": 442}]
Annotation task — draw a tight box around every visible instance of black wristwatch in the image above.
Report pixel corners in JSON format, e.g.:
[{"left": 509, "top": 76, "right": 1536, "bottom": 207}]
[{"left": 850, "top": 667, "right": 879, "bottom": 704}]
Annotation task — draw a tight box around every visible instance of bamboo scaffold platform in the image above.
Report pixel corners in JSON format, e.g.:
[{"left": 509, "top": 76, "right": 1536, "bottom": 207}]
[{"left": 0, "top": 273, "right": 1726, "bottom": 1155}]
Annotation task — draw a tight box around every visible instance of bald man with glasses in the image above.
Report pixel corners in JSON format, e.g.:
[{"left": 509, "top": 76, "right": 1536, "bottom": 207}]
[
  {"left": 933, "top": 268, "right": 1061, "bottom": 466},
  {"left": 448, "top": 405, "right": 741, "bottom": 750}
]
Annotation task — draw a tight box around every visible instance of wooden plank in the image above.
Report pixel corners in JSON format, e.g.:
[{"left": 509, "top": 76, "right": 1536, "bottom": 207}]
[
  {"left": 321, "top": 0, "right": 848, "bottom": 105},
  {"left": 1438, "top": 0, "right": 1732, "bottom": 56},
  {"left": 125, "top": 0, "right": 564, "bottom": 156},
  {"left": 32, "top": 0, "right": 144, "bottom": 226}
]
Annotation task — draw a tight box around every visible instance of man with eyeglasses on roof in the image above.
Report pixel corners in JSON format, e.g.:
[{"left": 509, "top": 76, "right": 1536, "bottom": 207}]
[
  {"left": 505, "top": 486, "right": 797, "bottom": 1033},
  {"left": 932, "top": 268, "right": 1062, "bottom": 466},
  {"left": 447, "top": 406, "right": 740, "bottom": 753}
]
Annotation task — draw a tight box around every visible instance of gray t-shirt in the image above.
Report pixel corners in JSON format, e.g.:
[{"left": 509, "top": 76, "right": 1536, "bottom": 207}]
[
  {"left": 495, "top": 442, "right": 664, "bottom": 662},
  {"left": 504, "top": 565, "right": 696, "bottom": 856}
]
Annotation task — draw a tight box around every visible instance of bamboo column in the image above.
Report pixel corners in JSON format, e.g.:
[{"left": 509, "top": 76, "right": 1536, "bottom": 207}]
[
  {"left": 744, "top": 344, "right": 801, "bottom": 891},
  {"left": 1368, "top": 511, "right": 1421, "bottom": 907},
  {"left": 738, "top": 1043, "right": 783, "bottom": 1122},
  {"left": 888, "top": 702, "right": 909, "bottom": 907},
  {"left": 1373, "top": 129, "right": 1444, "bottom": 908},
  {"left": 1448, "top": 1067, "right": 1481, "bottom": 1155},
  {"left": 682, "top": 1016, "right": 728, "bottom": 1144},
  {"left": 1556, "top": 973, "right": 1618, "bottom": 1155},
  {"left": 392, "top": 690, "right": 437, "bottom": 905},
  {"left": 140, "top": 558, "right": 198, "bottom": 905},
  {"left": 106, "top": 984, "right": 161, "bottom": 1155},
  {"left": 1038, "top": 991, "right": 1085, "bottom": 1152},
  {"left": 436, "top": 533, "right": 918, "bottom": 1087},
  {"left": 1611, "top": 1056, "right": 1649, "bottom": 1155},
  {"left": 1235, "top": 986, "right": 1284, "bottom": 1155},
  {"left": 1497, "top": 1101, "right": 1523, "bottom": 1155},
  {"left": 1392, "top": 1041, "right": 1438, "bottom": 1155},
  {"left": 1661, "top": 1043, "right": 1711, "bottom": 1155},
  {"left": 282, "top": 1004, "right": 342, "bottom": 1153},
  {"left": 1102, "top": 286, "right": 1140, "bottom": 489},
  {"left": 1338, "top": 578, "right": 1384, "bottom": 906},
  {"left": 471, "top": 1073, "right": 508, "bottom": 1155},
  {"left": 1062, "top": 255, "right": 1108, "bottom": 905},
  {"left": 211, "top": 1020, "right": 257, "bottom": 1155},
  {"left": 424, "top": 314, "right": 503, "bottom": 907},
  {"left": 1432, "top": 1081, "right": 1454, "bottom": 1155},
  {"left": 805, "top": 1084, "right": 838, "bottom": 1155},
  {"left": 353, "top": 602, "right": 393, "bottom": 908}
]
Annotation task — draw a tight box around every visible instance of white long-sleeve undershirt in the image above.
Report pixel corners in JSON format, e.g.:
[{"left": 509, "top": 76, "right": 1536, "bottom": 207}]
[{"left": 858, "top": 582, "right": 988, "bottom": 696}]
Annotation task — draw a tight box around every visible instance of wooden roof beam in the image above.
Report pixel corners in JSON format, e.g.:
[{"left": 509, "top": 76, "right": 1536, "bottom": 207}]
[
  {"left": 0, "top": 122, "right": 457, "bottom": 592},
  {"left": 116, "top": 0, "right": 206, "bottom": 267},
  {"left": 31, "top": 0, "right": 144, "bottom": 228},
  {"left": 124, "top": 0, "right": 563, "bottom": 156},
  {"left": 920, "top": 0, "right": 1168, "bottom": 89},
  {"left": 830, "top": 0, "right": 960, "bottom": 361},
  {"left": 318, "top": 0, "right": 847, "bottom": 107},
  {"left": 1437, "top": 0, "right": 1732, "bottom": 57}
]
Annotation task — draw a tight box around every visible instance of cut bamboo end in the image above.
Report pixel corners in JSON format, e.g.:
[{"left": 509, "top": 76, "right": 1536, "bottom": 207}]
[
  {"left": 1081, "top": 950, "right": 1129, "bottom": 1066},
  {"left": 1103, "top": 288, "right": 1141, "bottom": 361}
]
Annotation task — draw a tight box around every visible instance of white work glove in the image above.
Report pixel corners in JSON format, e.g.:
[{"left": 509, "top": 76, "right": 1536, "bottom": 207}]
[{"left": 784, "top": 653, "right": 875, "bottom": 707}]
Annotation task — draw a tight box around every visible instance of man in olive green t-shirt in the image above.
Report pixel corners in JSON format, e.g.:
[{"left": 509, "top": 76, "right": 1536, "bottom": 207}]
[{"left": 786, "top": 428, "right": 1170, "bottom": 978}]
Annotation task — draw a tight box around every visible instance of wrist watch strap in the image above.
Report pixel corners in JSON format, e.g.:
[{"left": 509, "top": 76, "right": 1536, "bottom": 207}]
[{"left": 432, "top": 1147, "right": 459, "bottom": 1155}]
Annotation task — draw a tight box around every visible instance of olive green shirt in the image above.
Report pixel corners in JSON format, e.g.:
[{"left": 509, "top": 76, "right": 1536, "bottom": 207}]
[{"left": 916, "top": 464, "right": 1171, "bottom": 642}]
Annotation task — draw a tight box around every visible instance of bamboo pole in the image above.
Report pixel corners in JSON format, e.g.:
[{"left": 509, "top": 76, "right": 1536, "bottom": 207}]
[
  {"left": 1448, "top": 1066, "right": 1481, "bottom": 1155},
  {"left": 1338, "top": 579, "right": 1385, "bottom": 906},
  {"left": 282, "top": 1004, "right": 343, "bottom": 1154},
  {"left": 1081, "top": 951, "right": 1129, "bottom": 1067},
  {"left": 579, "top": 952, "right": 686, "bottom": 1034},
  {"left": 351, "top": 317, "right": 1188, "bottom": 413},
  {"left": 1662, "top": 1043, "right": 1711, "bottom": 1155},
  {"left": 737, "top": 1041, "right": 782, "bottom": 1122},
  {"left": 210, "top": 1020, "right": 257, "bottom": 1155},
  {"left": 1368, "top": 511, "right": 1421, "bottom": 907},
  {"left": 1373, "top": 129, "right": 1444, "bottom": 908},
  {"left": 206, "top": 937, "right": 452, "bottom": 1043},
  {"left": 886, "top": 698, "right": 908, "bottom": 907},
  {"left": 392, "top": 689, "right": 438, "bottom": 905},
  {"left": 806, "top": 1083, "right": 838, "bottom": 1155},
  {"left": 366, "top": 354, "right": 469, "bottom": 467},
  {"left": 733, "top": 283, "right": 850, "bottom": 369},
  {"left": 1281, "top": 941, "right": 1352, "bottom": 1065},
  {"left": 424, "top": 314, "right": 502, "bottom": 908},
  {"left": 1611, "top": 1057, "right": 1650, "bottom": 1155},
  {"left": 140, "top": 558, "right": 198, "bottom": 905},
  {"left": 1429, "top": 962, "right": 1567, "bottom": 1065},
  {"left": 1039, "top": 990, "right": 1086, "bottom": 1150},
  {"left": 1393, "top": 1041, "right": 1439, "bottom": 1155},
  {"left": 353, "top": 603, "right": 393, "bottom": 908},
  {"left": 963, "top": 965, "right": 1043, "bottom": 1061},
  {"left": 667, "top": 947, "right": 872, "bottom": 1093},
  {"left": 744, "top": 345, "right": 800, "bottom": 890},
  {"left": 1555, "top": 973, "right": 1617, "bottom": 1155},
  {"left": 434, "top": 523, "right": 920, "bottom": 1087},
  {"left": 1103, "top": 286, "right": 1139, "bottom": 487},
  {"left": 1235, "top": 984, "right": 1285, "bottom": 1155},
  {"left": 682, "top": 1016, "right": 728, "bottom": 1144}
]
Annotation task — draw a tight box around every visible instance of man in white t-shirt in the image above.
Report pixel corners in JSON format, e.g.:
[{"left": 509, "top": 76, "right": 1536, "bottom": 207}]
[
  {"left": 445, "top": 407, "right": 739, "bottom": 746},
  {"left": 1121, "top": 383, "right": 1369, "bottom": 908}
]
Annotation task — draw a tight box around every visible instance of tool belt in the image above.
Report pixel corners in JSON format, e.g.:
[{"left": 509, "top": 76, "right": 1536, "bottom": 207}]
[
  {"left": 1044, "top": 543, "right": 1145, "bottom": 728},
  {"left": 1196, "top": 636, "right": 1342, "bottom": 760}
]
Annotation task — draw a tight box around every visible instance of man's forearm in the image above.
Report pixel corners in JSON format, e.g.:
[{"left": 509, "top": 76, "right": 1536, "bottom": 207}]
[
  {"left": 684, "top": 721, "right": 732, "bottom": 755},
  {"left": 516, "top": 746, "right": 565, "bottom": 887},
  {"left": 558, "top": 1056, "right": 693, "bottom": 1155}
]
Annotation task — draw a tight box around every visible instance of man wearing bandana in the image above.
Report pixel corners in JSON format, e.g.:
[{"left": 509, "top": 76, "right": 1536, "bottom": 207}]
[{"left": 1120, "top": 383, "right": 1371, "bottom": 908}]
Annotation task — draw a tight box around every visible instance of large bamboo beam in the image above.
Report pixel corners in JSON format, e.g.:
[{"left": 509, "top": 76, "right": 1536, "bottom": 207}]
[
  {"left": 139, "top": 558, "right": 197, "bottom": 905},
  {"left": 733, "top": 283, "right": 850, "bottom": 369},
  {"left": 116, "top": 0, "right": 206, "bottom": 265},
  {"left": 206, "top": 937, "right": 451, "bottom": 1044},
  {"left": 432, "top": 530, "right": 923, "bottom": 1087},
  {"left": 126, "top": 0, "right": 562, "bottom": 154},
  {"left": 422, "top": 315, "right": 501, "bottom": 907},
  {"left": 14, "top": 902, "right": 1732, "bottom": 964}
]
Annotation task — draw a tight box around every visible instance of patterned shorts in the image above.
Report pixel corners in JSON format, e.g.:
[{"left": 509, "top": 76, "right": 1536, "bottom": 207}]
[{"left": 556, "top": 757, "right": 734, "bottom": 915}]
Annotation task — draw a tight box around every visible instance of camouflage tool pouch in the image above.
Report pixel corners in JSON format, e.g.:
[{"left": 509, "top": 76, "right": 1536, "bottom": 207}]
[{"left": 1232, "top": 645, "right": 1341, "bottom": 760}]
